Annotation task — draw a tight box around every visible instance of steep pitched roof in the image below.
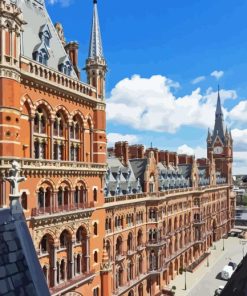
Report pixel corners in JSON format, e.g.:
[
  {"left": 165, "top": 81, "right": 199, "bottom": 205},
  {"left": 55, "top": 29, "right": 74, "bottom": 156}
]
[
  {"left": 0, "top": 208, "right": 50, "bottom": 296},
  {"left": 212, "top": 88, "right": 225, "bottom": 144},
  {"left": 19, "top": 0, "right": 78, "bottom": 79}
]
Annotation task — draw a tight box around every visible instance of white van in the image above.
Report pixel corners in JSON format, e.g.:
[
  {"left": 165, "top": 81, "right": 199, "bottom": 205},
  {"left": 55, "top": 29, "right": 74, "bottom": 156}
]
[{"left": 221, "top": 265, "right": 234, "bottom": 280}]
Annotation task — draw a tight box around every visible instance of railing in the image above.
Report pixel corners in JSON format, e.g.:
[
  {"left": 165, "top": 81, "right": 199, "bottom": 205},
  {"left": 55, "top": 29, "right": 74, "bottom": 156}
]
[
  {"left": 50, "top": 270, "right": 95, "bottom": 295},
  {"left": 0, "top": 157, "right": 106, "bottom": 172},
  {"left": 21, "top": 57, "right": 98, "bottom": 101},
  {"left": 136, "top": 244, "right": 146, "bottom": 251},
  {"left": 104, "top": 184, "right": 228, "bottom": 204},
  {"left": 146, "top": 239, "right": 166, "bottom": 247},
  {"left": 115, "top": 252, "right": 126, "bottom": 261},
  {"left": 31, "top": 202, "right": 95, "bottom": 217}
]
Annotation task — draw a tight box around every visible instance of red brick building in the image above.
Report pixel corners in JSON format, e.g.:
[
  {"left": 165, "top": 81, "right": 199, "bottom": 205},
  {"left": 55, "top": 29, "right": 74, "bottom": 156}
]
[{"left": 0, "top": 0, "right": 235, "bottom": 295}]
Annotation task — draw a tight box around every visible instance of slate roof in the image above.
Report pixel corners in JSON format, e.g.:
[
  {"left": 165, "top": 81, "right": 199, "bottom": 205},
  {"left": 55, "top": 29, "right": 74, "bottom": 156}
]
[
  {"left": 88, "top": 0, "right": 104, "bottom": 59},
  {"left": 18, "top": 0, "right": 78, "bottom": 79},
  {"left": 0, "top": 208, "right": 50, "bottom": 296},
  {"left": 211, "top": 89, "right": 226, "bottom": 145},
  {"left": 105, "top": 156, "right": 192, "bottom": 197}
]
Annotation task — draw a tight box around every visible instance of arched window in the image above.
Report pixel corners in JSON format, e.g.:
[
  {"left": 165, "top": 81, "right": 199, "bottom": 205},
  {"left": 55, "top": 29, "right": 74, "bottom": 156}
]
[
  {"left": 94, "top": 251, "right": 98, "bottom": 263},
  {"left": 60, "top": 230, "right": 70, "bottom": 248},
  {"left": 93, "top": 222, "right": 98, "bottom": 235},
  {"left": 60, "top": 260, "right": 65, "bottom": 281},
  {"left": 40, "top": 235, "right": 48, "bottom": 253},
  {"left": 76, "top": 254, "right": 81, "bottom": 274},
  {"left": 93, "top": 188, "right": 97, "bottom": 202},
  {"left": 21, "top": 192, "right": 27, "bottom": 210},
  {"left": 33, "top": 48, "right": 49, "bottom": 65},
  {"left": 38, "top": 188, "right": 45, "bottom": 208}
]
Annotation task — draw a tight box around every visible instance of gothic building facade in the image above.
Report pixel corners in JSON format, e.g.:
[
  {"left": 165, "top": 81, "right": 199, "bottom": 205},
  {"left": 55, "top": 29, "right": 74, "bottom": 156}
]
[{"left": 0, "top": 0, "right": 235, "bottom": 295}]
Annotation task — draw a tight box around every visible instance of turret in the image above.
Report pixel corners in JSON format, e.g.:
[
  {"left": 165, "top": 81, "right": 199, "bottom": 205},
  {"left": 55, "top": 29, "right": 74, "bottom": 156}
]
[
  {"left": 0, "top": 0, "right": 26, "bottom": 157},
  {"left": 85, "top": 0, "right": 107, "bottom": 100}
]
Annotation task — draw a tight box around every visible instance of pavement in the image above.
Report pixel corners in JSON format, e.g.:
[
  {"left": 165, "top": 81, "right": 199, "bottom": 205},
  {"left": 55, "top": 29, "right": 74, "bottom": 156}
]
[{"left": 167, "top": 236, "right": 244, "bottom": 296}]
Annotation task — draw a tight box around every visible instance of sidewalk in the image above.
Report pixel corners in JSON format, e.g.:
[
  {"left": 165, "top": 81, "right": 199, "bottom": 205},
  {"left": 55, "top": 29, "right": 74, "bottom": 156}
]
[{"left": 166, "top": 237, "right": 240, "bottom": 296}]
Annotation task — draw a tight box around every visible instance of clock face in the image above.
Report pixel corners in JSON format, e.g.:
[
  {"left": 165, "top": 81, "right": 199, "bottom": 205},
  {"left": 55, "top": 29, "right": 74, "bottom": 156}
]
[{"left": 213, "top": 146, "right": 223, "bottom": 154}]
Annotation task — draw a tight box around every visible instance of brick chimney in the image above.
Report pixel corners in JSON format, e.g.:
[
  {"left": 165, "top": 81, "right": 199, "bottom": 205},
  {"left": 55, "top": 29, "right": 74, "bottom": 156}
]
[
  {"left": 114, "top": 142, "right": 129, "bottom": 165},
  {"left": 65, "top": 41, "right": 80, "bottom": 79}
]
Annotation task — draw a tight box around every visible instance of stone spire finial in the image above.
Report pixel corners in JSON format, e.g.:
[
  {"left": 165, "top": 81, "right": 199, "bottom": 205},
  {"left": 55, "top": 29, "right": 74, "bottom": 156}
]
[
  {"left": 4, "top": 161, "right": 26, "bottom": 216},
  {"left": 88, "top": 0, "right": 104, "bottom": 59}
]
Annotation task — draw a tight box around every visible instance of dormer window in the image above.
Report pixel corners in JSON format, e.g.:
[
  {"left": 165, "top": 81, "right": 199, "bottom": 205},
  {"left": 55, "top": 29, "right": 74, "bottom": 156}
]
[
  {"left": 59, "top": 60, "right": 72, "bottom": 76},
  {"left": 39, "top": 24, "right": 51, "bottom": 48},
  {"left": 33, "top": 48, "right": 48, "bottom": 65}
]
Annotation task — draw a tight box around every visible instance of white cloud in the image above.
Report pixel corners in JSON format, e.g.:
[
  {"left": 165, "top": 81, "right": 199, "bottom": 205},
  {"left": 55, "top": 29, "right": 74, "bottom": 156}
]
[
  {"left": 231, "top": 129, "right": 247, "bottom": 151},
  {"left": 177, "top": 145, "right": 207, "bottom": 159},
  {"left": 233, "top": 151, "right": 247, "bottom": 175},
  {"left": 229, "top": 100, "right": 247, "bottom": 123},
  {"left": 191, "top": 76, "right": 205, "bottom": 84},
  {"left": 211, "top": 70, "right": 224, "bottom": 80},
  {"left": 106, "top": 74, "right": 237, "bottom": 133},
  {"left": 177, "top": 144, "right": 194, "bottom": 155},
  {"left": 107, "top": 133, "right": 139, "bottom": 147}
]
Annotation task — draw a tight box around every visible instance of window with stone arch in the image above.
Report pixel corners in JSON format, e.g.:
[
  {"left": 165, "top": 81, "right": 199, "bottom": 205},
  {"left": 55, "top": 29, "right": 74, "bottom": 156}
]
[
  {"left": 75, "top": 226, "right": 88, "bottom": 273},
  {"left": 21, "top": 192, "right": 27, "bottom": 210},
  {"left": 93, "top": 188, "right": 97, "bottom": 202},
  {"left": 94, "top": 250, "right": 98, "bottom": 263},
  {"left": 34, "top": 106, "right": 49, "bottom": 157},
  {"left": 74, "top": 182, "right": 88, "bottom": 205},
  {"left": 93, "top": 222, "right": 98, "bottom": 236}
]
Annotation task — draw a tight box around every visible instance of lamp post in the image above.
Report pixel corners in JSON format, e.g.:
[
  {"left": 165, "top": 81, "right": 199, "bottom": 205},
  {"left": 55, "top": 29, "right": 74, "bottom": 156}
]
[
  {"left": 222, "top": 237, "right": 225, "bottom": 251},
  {"left": 207, "top": 255, "right": 209, "bottom": 267},
  {"left": 184, "top": 268, "right": 187, "bottom": 291}
]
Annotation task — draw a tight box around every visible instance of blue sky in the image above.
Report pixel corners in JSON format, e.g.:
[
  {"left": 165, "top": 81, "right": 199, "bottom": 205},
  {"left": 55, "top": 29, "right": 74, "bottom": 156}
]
[{"left": 47, "top": 0, "right": 247, "bottom": 174}]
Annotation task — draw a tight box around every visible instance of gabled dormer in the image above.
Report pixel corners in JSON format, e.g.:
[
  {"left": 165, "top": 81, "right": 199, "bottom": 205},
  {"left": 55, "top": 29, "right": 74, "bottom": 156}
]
[
  {"left": 39, "top": 24, "right": 52, "bottom": 47},
  {"left": 33, "top": 25, "right": 51, "bottom": 66},
  {"left": 33, "top": 44, "right": 49, "bottom": 66},
  {"left": 58, "top": 56, "right": 72, "bottom": 76}
]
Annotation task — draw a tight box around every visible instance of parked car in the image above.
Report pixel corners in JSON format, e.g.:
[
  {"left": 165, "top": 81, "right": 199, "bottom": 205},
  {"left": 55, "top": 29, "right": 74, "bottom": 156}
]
[
  {"left": 214, "top": 286, "right": 224, "bottom": 296},
  {"left": 221, "top": 265, "right": 234, "bottom": 280},
  {"left": 228, "top": 261, "right": 237, "bottom": 270}
]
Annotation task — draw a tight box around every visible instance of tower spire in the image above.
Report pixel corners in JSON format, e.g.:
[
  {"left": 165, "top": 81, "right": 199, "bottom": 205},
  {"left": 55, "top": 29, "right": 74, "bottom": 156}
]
[
  {"left": 88, "top": 0, "right": 104, "bottom": 59},
  {"left": 212, "top": 86, "right": 225, "bottom": 144},
  {"left": 85, "top": 0, "right": 107, "bottom": 99}
]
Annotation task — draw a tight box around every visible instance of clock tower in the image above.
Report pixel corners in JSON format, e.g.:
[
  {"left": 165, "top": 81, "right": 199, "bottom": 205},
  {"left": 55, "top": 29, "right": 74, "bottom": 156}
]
[{"left": 207, "top": 87, "right": 233, "bottom": 185}]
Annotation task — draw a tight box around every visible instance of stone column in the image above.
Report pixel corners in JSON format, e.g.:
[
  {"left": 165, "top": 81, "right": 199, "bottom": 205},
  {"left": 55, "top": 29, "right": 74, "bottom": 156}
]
[
  {"left": 52, "top": 245, "right": 58, "bottom": 286},
  {"left": 86, "top": 235, "right": 90, "bottom": 272},
  {"left": 30, "top": 117, "right": 34, "bottom": 158},
  {"left": 68, "top": 123, "right": 71, "bottom": 161},
  {"left": 50, "top": 118, "right": 54, "bottom": 160},
  {"left": 70, "top": 240, "right": 75, "bottom": 278}
]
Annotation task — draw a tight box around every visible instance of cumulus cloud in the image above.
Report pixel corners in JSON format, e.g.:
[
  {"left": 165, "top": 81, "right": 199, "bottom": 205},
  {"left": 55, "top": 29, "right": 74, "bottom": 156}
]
[
  {"left": 106, "top": 75, "right": 237, "bottom": 133},
  {"left": 211, "top": 70, "right": 224, "bottom": 80},
  {"left": 229, "top": 100, "right": 247, "bottom": 123},
  {"left": 107, "top": 133, "right": 139, "bottom": 147},
  {"left": 231, "top": 129, "right": 247, "bottom": 151},
  {"left": 233, "top": 151, "right": 247, "bottom": 175},
  {"left": 177, "top": 145, "right": 207, "bottom": 158},
  {"left": 191, "top": 76, "right": 205, "bottom": 85}
]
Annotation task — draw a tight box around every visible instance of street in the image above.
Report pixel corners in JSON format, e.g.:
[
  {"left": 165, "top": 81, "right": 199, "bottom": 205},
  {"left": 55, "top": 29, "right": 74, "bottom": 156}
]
[{"left": 167, "top": 237, "right": 245, "bottom": 296}]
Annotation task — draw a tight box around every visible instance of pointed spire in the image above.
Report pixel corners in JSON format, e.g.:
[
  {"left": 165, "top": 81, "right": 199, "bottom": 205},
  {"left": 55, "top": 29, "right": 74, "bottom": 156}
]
[
  {"left": 211, "top": 86, "right": 225, "bottom": 144},
  {"left": 216, "top": 84, "right": 223, "bottom": 117},
  {"left": 207, "top": 128, "right": 212, "bottom": 142},
  {"left": 88, "top": 0, "right": 104, "bottom": 59}
]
